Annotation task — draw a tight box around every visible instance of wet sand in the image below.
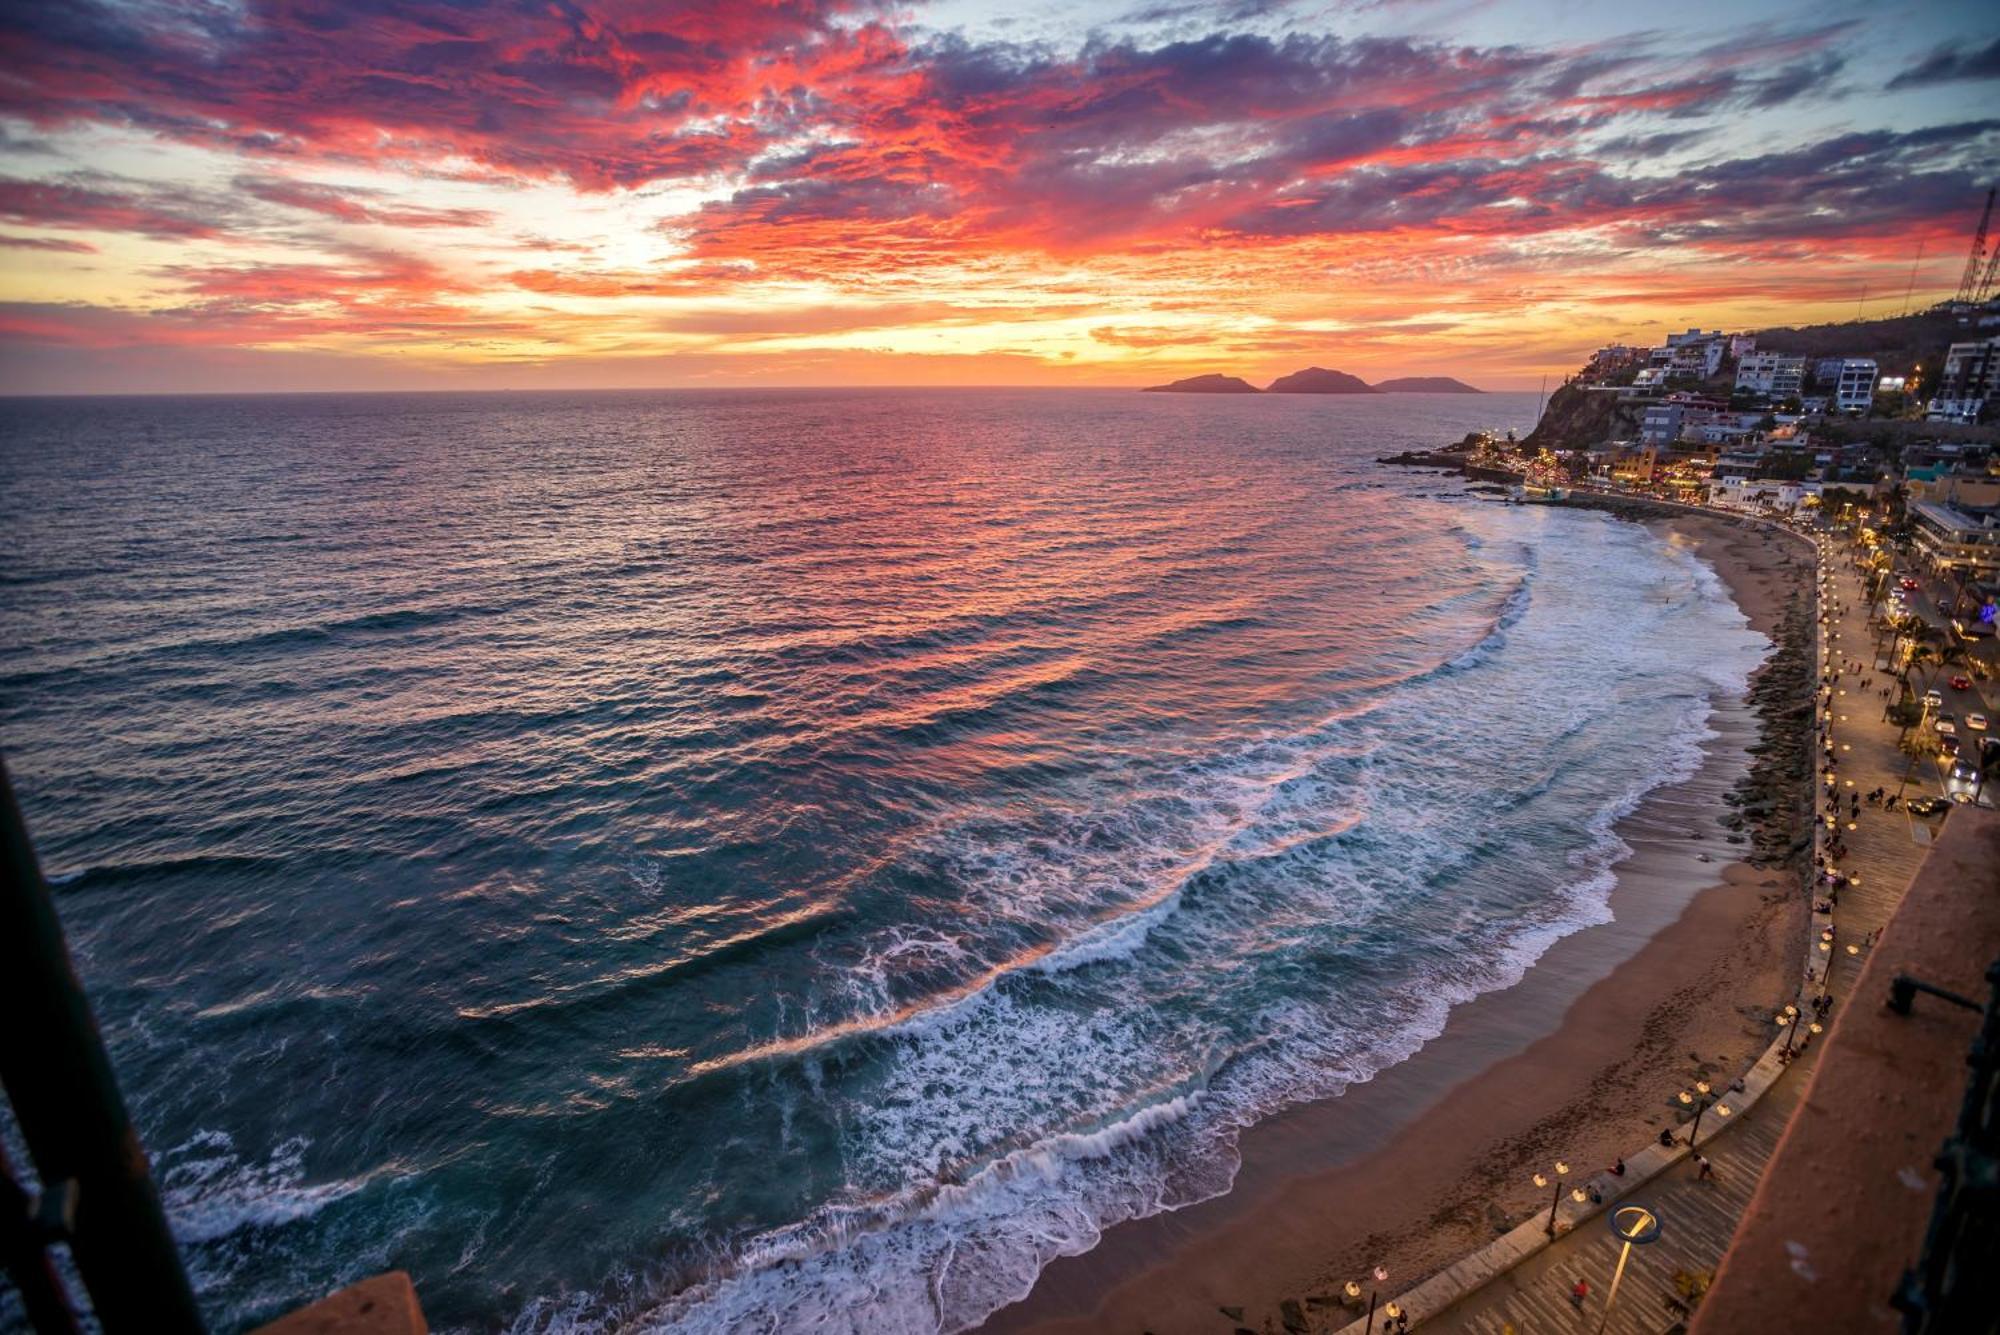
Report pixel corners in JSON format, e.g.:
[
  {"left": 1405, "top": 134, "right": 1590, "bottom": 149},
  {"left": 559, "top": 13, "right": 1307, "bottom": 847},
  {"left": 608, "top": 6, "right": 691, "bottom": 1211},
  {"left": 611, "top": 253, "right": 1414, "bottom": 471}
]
[{"left": 985, "top": 511, "right": 1811, "bottom": 1335}]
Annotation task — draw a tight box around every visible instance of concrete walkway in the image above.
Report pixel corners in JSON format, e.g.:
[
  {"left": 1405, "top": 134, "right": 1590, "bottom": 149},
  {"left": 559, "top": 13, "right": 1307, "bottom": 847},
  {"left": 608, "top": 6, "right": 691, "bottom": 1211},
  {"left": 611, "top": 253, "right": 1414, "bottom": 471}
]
[{"left": 1394, "top": 518, "right": 1942, "bottom": 1334}]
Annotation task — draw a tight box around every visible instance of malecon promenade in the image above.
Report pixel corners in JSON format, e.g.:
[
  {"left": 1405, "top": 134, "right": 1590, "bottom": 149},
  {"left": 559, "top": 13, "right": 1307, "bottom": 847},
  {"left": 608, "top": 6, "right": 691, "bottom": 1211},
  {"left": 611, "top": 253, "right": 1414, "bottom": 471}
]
[{"left": 1330, "top": 505, "right": 1972, "bottom": 1334}]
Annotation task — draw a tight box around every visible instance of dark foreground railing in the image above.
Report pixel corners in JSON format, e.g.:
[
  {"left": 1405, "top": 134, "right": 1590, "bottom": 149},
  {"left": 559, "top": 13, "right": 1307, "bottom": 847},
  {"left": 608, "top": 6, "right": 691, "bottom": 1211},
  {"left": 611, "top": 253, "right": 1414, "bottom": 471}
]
[
  {"left": 1, "top": 758, "right": 205, "bottom": 1333},
  {"left": 1891, "top": 956, "right": 2000, "bottom": 1334}
]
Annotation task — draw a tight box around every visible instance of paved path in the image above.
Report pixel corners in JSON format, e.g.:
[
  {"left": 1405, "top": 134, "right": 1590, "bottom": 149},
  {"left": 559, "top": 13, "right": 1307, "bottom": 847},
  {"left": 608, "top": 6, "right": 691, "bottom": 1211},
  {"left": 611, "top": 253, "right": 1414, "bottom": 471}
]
[{"left": 1410, "top": 519, "right": 1941, "bottom": 1334}]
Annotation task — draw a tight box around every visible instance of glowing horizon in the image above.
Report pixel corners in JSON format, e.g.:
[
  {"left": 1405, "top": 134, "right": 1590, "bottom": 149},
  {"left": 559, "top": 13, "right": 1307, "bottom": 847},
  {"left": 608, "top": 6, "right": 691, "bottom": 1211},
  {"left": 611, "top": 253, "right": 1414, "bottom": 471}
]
[{"left": 1, "top": 0, "right": 1995, "bottom": 395}]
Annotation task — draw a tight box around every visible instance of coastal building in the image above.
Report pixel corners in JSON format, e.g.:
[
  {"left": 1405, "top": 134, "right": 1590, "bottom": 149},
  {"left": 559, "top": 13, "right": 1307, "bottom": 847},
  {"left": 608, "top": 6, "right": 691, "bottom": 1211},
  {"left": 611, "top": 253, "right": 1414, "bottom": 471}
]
[
  {"left": 1928, "top": 397, "right": 1988, "bottom": 424},
  {"left": 1906, "top": 469, "right": 2000, "bottom": 510},
  {"left": 1695, "top": 414, "right": 1764, "bottom": 445},
  {"left": 1735, "top": 353, "right": 1806, "bottom": 399},
  {"left": 1728, "top": 334, "right": 1758, "bottom": 358},
  {"left": 1609, "top": 444, "right": 1660, "bottom": 484},
  {"left": 1928, "top": 338, "right": 2000, "bottom": 422},
  {"left": 1714, "top": 450, "right": 1767, "bottom": 479},
  {"left": 1658, "top": 328, "right": 1727, "bottom": 380},
  {"left": 1938, "top": 337, "right": 2000, "bottom": 398},
  {"left": 1832, "top": 358, "right": 1878, "bottom": 413},
  {"left": 1640, "top": 402, "right": 1683, "bottom": 445},
  {"left": 1588, "top": 344, "right": 1644, "bottom": 377},
  {"left": 1909, "top": 499, "right": 2000, "bottom": 577},
  {"left": 1711, "top": 476, "right": 1821, "bottom": 510}
]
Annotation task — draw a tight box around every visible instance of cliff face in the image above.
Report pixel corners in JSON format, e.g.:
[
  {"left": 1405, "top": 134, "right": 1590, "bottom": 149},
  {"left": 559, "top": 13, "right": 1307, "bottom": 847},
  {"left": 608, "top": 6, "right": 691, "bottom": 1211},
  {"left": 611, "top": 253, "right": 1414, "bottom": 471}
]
[
  {"left": 1143, "top": 373, "right": 1261, "bottom": 393},
  {"left": 1522, "top": 382, "right": 1640, "bottom": 450},
  {"left": 1265, "top": 366, "right": 1377, "bottom": 393}
]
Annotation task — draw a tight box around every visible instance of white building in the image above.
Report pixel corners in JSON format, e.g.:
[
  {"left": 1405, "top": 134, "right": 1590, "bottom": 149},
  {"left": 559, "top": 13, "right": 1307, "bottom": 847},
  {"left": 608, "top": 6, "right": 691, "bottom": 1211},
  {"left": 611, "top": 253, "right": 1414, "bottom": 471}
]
[
  {"left": 1929, "top": 339, "right": 1999, "bottom": 422},
  {"left": 1660, "top": 328, "right": 1726, "bottom": 380},
  {"left": 1833, "top": 359, "right": 1877, "bottom": 413},
  {"left": 1928, "top": 398, "right": 1988, "bottom": 424},
  {"left": 1640, "top": 402, "right": 1684, "bottom": 445},
  {"left": 1712, "top": 477, "right": 1823, "bottom": 511},
  {"left": 1735, "top": 353, "right": 1806, "bottom": 398},
  {"left": 1910, "top": 500, "right": 2000, "bottom": 577}
]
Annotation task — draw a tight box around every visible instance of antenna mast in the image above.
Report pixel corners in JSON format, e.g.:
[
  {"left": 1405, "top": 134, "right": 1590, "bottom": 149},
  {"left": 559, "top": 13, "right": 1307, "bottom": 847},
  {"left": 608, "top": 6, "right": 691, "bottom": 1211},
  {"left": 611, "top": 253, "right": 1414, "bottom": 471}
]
[{"left": 1955, "top": 187, "right": 1995, "bottom": 305}]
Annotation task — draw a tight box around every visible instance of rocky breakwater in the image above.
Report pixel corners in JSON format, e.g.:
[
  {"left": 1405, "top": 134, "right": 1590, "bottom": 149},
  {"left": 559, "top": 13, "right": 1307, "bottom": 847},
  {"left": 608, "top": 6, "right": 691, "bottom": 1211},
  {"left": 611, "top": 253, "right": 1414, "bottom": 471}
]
[
  {"left": 1719, "top": 575, "right": 1816, "bottom": 866},
  {"left": 1378, "top": 432, "right": 1523, "bottom": 483}
]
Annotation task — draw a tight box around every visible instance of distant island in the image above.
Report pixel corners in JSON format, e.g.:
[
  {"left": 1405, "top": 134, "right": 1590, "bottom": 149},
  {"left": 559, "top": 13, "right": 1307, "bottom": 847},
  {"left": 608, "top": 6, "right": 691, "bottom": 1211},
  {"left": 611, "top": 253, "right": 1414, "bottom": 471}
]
[
  {"left": 1372, "top": 376, "right": 1483, "bottom": 394},
  {"left": 1141, "top": 373, "right": 1261, "bottom": 393},
  {"left": 1266, "top": 367, "right": 1377, "bottom": 394},
  {"left": 1142, "top": 367, "right": 1482, "bottom": 394}
]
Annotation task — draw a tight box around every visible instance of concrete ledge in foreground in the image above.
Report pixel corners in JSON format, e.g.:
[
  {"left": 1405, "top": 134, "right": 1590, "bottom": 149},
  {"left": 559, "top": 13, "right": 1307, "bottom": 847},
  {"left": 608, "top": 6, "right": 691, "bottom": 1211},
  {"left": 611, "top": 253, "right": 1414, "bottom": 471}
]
[{"left": 251, "top": 1272, "right": 428, "bottom": 1335}]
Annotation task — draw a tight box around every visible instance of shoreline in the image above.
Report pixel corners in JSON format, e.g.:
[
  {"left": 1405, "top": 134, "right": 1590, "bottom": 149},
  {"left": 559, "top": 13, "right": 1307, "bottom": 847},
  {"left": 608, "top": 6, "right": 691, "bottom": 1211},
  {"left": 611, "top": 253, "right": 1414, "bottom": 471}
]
[{"left": 984, "top": 509, "right": 1812, "bottom": 1335}]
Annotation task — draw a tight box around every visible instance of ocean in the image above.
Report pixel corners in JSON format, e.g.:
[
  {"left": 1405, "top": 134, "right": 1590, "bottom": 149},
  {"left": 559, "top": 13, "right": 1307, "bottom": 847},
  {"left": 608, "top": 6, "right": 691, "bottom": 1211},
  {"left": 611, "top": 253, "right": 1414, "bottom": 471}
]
[{"left": 0, "top": 388, "right": 1770, "bottom": 1333}]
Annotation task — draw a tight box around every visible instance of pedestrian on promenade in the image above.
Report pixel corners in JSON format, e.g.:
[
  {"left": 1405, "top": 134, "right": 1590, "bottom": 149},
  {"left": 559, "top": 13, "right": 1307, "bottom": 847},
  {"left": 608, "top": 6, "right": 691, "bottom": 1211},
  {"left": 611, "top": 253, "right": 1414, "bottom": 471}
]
[
  {"left": 1570, "top": 1279, "right": 1589, "bottom": 1310},
  {"left": 1658, "top": 1128, "right": 1676, "bottom": 1148},
  {"left": 1696, "top": 1155, "right": 1715, "bottom": 1183}
]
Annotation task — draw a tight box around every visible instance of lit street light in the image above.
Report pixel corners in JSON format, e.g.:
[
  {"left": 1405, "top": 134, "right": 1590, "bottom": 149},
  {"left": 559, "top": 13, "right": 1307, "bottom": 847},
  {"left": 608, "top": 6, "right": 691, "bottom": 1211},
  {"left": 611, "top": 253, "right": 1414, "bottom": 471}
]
[
  {"left": 1775, "top": 1003, "right": 1800, "bottom": 1056},
  {"left": 1677, "top": 1081, "right": 1731, "bottom": 1148},
  {"left": 1598, "top": 1204, "right": 1663, "bottom": 1334},
  {"left": 1534, "top": 1162, "right": 1571, "bottom": 1235},
  {"left": 1356, "top": 1264, "right": 1390, "bottom": 1335}
]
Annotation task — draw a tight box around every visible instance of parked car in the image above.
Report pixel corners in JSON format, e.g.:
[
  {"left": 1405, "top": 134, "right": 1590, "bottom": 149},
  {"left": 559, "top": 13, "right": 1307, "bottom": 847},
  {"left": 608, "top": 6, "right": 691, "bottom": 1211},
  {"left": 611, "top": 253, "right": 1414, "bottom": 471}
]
[
  {"left": 1950, "top": 675, "right": 1973, "bottom": 691},
  {"left": 1969, "top": 713, "right": 1990, "bottom": 731},
  {"left": 1907, "top": 796, "right": 1950, "bottom": 816}
]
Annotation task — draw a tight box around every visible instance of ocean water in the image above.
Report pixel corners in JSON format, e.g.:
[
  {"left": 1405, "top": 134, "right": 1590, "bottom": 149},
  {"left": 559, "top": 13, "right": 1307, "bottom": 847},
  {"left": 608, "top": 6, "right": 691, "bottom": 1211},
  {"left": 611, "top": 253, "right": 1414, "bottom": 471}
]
[{"left": 0, "top": 389, "right": 1770, "bottom": 1333}]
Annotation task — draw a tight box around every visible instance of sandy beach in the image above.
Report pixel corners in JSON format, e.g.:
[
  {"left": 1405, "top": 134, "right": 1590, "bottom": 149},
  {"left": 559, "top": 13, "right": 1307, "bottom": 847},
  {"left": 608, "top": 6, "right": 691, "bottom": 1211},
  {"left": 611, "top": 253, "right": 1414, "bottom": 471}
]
[{"left": 986, "top": 510, "right": 1813, "bottom": 1335}]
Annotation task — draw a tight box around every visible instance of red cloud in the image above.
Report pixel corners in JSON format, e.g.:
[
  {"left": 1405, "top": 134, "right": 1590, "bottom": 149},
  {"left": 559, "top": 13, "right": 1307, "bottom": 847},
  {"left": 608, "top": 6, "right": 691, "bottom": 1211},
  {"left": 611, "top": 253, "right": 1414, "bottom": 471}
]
[
  {"left": 0, "top": 233, "right": 97, "bottom": 252},
  {"left": 0, "top": 175, "right": 223, "bottom": 239},
  {"left": 234, "top": 176, "right": 496, "bottom": 227}
]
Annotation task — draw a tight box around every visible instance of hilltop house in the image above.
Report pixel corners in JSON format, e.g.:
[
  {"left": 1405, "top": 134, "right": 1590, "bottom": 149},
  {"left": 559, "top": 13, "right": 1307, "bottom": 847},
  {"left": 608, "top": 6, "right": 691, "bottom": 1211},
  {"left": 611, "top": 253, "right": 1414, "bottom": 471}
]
[
  {"left": 1736, "top": 352, "right": 1806, "bottom": 399},
  {"left": 1929, "top": 337, "right": 1999, "bottom": 423},
  {"left": 1832, "top": 359, "right": 1878, "bottom": 413}
]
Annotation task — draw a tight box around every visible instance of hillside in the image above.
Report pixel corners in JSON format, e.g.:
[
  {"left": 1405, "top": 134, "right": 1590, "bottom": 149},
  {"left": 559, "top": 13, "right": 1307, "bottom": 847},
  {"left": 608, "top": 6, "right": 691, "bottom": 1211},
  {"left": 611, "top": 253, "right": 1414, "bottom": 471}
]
[
  {"left": 1522, "top": 383, "right": 1640, "bottom": 451},
  {"left": 1749, "top": 308, "right": 1969, "bottom": 375},
  {"left": 1266, "top": 367, "right": 1377, "bottom": 393},
  {"left": 1373, "top": 376, "right": 1482, "bottom": 393},
  {"left": 1142, "top": 373, "right": 1261, "bottom": 393}
]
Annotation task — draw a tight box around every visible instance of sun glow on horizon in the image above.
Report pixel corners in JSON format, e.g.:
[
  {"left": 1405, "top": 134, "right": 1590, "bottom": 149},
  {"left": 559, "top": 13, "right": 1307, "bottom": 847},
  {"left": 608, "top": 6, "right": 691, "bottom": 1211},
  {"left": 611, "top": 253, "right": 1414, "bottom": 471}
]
[{"left": 1, "top": 1, "right": 1995, "bottom": 394}]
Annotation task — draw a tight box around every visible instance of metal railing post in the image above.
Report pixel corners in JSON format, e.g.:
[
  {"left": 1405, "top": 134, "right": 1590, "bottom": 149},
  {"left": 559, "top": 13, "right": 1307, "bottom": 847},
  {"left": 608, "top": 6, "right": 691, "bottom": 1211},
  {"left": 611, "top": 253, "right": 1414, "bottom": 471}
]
[{"left": 0, "top": 759, "right": 205, "bottom": 1332}]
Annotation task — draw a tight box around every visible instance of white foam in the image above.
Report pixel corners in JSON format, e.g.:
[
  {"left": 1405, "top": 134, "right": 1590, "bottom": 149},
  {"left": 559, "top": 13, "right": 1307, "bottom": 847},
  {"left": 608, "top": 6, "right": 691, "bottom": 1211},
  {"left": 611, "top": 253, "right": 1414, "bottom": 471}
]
[{"left": 506, "top": 500, "right": 1777, "bottom": 1335}]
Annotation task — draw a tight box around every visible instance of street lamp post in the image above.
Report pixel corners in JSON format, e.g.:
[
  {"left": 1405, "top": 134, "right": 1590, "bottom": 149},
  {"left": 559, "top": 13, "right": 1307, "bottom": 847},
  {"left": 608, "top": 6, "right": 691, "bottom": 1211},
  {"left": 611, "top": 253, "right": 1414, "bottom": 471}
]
[
  {"left": 1775, "top": 1003, "right": 1800, "bottom": 1056},
  {"left": 1534, "top": 1162, "right": 1571, "bottom": 1235},
  {"left": 1677, "top": 1081, "right": 1733, "bottom": 1149},
  {"left": 1356, "top": 1264, "right": 1389, "bottom": 1335},
  {"left": 1598, "top": 1204, "right": 1663, "bottom": 1334}
]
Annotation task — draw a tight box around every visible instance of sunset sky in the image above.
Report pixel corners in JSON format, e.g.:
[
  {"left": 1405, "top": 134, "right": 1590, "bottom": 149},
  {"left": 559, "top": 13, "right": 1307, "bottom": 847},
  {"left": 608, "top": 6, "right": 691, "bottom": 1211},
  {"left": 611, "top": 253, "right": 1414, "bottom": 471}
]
[{"left": 1, "top": 1, "right": 1996, "bottom": 394}]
